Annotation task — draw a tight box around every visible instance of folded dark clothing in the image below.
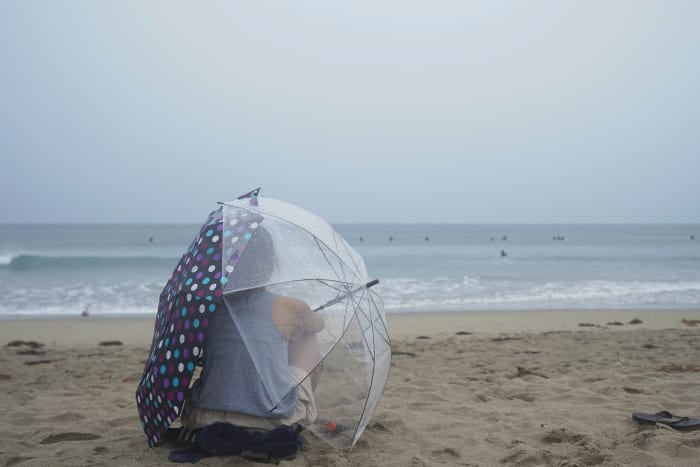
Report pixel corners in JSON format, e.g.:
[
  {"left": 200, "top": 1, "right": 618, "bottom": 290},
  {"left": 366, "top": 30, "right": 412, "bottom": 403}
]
[
  {"left": 168, "top": 446, "right": 211, "bottom": 463},
  {"left": 163, "top": 427, "right": 200, "bottom": 446},
  {"left": 168, "top": 423, "right": 303, "bottom": 464}
]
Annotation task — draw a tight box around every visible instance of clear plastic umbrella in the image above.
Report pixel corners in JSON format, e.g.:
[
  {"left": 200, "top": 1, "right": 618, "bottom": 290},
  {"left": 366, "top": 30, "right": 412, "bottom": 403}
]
[{"left": 219, "top": 192, "right": 391, "bottom": 448}]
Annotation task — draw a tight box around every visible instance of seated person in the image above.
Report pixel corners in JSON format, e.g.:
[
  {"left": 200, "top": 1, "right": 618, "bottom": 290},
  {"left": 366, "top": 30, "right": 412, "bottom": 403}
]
[
  {"left": 182, "top": 290, "right": 324, "bottom": 431},
  {"left": 181, "top": 225, "right": 324, "bottom": 432}
]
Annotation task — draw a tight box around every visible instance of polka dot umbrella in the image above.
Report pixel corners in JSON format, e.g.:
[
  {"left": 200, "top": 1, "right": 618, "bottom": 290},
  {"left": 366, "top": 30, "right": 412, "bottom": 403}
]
[
  {"left": 135, "top": 189, "right": 262, "bottom": 446},
  {"left": 135, "top": 188, "right": 391, "bottom": 449}
]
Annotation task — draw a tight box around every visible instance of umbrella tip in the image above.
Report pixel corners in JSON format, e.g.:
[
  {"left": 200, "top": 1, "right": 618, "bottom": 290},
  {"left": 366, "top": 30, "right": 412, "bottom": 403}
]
[
  {"left": 218, "top": 188, "right": 262, "bottom": 206},
  {"left": 236, "top": 188, "right": 261, "bottom": 207},
  {"left": 237, "top": 187, "right": 261, "bottom": 200}
]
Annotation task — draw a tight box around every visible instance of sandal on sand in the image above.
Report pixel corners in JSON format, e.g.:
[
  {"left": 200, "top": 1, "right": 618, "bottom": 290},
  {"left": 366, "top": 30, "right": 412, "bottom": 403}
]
[{"left": 632, "top": 411, "right": 700, "bottom": 430}]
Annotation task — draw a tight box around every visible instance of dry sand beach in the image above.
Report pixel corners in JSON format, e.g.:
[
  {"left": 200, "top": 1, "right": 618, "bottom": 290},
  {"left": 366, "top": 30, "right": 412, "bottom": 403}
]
[{"left": 1, "top": 310, "right": 700, "bottom": 466}]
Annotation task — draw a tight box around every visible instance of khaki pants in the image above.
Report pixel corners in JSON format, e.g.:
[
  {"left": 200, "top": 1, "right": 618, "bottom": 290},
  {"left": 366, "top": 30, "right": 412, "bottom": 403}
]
[{"left": 182, "top": 366, "right": 317, "bottom": 430}]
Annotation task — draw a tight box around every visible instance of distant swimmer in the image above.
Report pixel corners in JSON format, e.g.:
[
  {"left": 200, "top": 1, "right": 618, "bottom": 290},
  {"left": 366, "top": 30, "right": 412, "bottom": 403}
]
[
  {"left": 149, "top": 236, "right": 154, "bottom": 243},
  {"left": 359, "top": 237, "right": 363, "bottom": 242},
  {"left": 389, "top": 236, "right": 393, "bottom": 242},
  {"left": 425, "top": 236, "right": 429, "bottom": 242},
  {"left": 500, "top": 249, "right": 508, "bottom": 257},
  {"left": 502, "top": 235, "right": 508, "bottom": 241},
  {"left": 490, "top": 237, "right": 495, "bottom": 242}
]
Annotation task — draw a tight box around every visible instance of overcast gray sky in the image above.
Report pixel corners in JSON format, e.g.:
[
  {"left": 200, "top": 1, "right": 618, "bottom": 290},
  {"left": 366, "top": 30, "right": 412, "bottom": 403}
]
[{"left": 1, "top": 1, "right": 699, "bottom": 224}]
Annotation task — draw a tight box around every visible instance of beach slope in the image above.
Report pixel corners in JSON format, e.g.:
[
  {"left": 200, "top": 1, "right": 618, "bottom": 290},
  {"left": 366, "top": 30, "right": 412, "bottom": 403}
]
[{"left": 1, "top": 310, "right": 699, "bottom": 466}]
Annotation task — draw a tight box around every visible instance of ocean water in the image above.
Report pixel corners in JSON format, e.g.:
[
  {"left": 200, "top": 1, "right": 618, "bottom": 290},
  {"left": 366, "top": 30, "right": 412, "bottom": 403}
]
[{"left": 0, "top": 223, "right": 699, "bottom": 318}]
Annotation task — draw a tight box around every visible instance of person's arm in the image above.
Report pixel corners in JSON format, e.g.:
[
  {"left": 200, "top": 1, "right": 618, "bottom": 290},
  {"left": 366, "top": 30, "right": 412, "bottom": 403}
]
[
  {"left": 272, "top": 296, "right": 324, "bottom": 339},
  {"left": 272, "top": 296, "right": 324, "bottom": 387}
]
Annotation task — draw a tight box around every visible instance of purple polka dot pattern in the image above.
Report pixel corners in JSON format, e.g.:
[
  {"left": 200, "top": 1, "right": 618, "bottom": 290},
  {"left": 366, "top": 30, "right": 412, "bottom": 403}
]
[{"left": 135, "top": 192, "right": 262, "bottom": 447}]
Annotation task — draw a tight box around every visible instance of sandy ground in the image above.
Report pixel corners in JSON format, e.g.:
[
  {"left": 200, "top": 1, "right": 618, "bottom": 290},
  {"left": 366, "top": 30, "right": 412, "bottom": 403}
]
[{"left": 1, "top": 309, "right": 699, "bottom": 466}]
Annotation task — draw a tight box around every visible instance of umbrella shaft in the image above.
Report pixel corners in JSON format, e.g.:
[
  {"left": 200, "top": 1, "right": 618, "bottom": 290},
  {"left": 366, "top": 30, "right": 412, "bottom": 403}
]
[{"left": 314, "top": 279, "right": 379, "bottom": 312}]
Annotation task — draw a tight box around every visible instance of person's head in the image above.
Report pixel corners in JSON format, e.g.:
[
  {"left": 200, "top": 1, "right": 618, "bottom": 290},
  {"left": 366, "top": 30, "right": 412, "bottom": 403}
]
[{"left": 227, "top": 224, "right": 276, "bottom": 291}]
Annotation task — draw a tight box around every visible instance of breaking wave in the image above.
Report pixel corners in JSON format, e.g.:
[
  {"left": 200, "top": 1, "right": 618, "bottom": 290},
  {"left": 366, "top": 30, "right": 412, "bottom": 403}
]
[{"left": 0, "top": 254, "right": 179, "bottom": 271}]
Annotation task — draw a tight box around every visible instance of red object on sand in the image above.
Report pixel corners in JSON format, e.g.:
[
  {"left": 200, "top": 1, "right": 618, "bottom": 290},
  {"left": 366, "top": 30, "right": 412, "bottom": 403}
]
[{"left": 325, "top": 420, "right": 337, "bottom": 432}]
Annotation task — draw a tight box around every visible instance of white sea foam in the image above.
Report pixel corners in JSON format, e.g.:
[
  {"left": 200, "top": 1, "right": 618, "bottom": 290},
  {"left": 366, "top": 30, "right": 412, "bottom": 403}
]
[
  {"left": 0, "top": 304, "right": 157, "bottom": 318},
  {"left": 0, "top": 253, "right": 18, "bottom": 266},
  {"left": 378, "top": 278, "right": 700, "bottom": 311}
]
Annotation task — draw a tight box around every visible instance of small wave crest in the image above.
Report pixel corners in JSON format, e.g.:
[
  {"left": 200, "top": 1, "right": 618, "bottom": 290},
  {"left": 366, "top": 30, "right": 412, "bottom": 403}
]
[
  {"left": 0, "top": 254, "right": 179, "bottom": 272},
  {"left": 0, "top": 253, "right": 16, "bottom": 266},
  {"left": 0, "top": 279, "right": 164, "bottom": 318}
]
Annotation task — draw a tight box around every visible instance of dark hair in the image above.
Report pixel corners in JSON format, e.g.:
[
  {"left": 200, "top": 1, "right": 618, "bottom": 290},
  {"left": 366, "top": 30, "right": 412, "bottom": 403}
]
[{"left": 228, "top": 224, "right": 276, "bottom": 291}]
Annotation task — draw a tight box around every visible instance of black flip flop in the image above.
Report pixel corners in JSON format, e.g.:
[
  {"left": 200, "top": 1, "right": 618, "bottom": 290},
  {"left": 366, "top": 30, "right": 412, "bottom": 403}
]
[
  {"left": 669, "top": 416, "right": 700, "bottom": 430},
  {"left": 632, "top": 411, "right": 700, "bottom": 430}
]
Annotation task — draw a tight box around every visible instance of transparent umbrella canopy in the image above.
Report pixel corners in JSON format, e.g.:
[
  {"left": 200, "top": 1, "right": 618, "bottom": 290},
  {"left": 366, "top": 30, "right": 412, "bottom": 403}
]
[{"left": 220, "top": 194, "right": 391, "bottom": 448}]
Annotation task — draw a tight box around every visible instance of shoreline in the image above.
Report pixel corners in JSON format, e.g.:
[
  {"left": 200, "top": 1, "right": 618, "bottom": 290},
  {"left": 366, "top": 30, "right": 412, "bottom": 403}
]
[
  {"left": 387, "top": 308, "right": 700, "bottom": 339},
  {"left": 1, "top": 308, "right": 699, "bottom": 347}
]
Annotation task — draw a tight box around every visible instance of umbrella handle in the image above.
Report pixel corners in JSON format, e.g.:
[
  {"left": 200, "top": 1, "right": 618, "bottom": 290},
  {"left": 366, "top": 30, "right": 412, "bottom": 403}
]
[{"left": 313, "top": 279, "right": 379, "bottom": 312}]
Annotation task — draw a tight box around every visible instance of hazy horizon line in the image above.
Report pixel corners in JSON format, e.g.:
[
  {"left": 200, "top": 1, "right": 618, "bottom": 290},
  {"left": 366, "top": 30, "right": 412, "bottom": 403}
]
[{"left": 1, "top": 221, "right": 699, "bottom": 226}]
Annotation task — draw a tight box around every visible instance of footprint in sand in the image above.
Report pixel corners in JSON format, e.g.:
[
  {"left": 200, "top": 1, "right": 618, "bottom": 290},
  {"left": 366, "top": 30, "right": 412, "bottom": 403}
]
[
  {"left": 39, "top": 432, "right": 101, "bottom": 444},
  {"left": 431, "top": 447, "right": 461, "bottom": 462},
  {"left": 48, "top": 412, "right": 86, "bottom": 422},
  {"left": 369, "top": 421, "right": 390, "bottom": 432},
  {"left": 5, "top": 456, "right": 34, "bottom": 467}
]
